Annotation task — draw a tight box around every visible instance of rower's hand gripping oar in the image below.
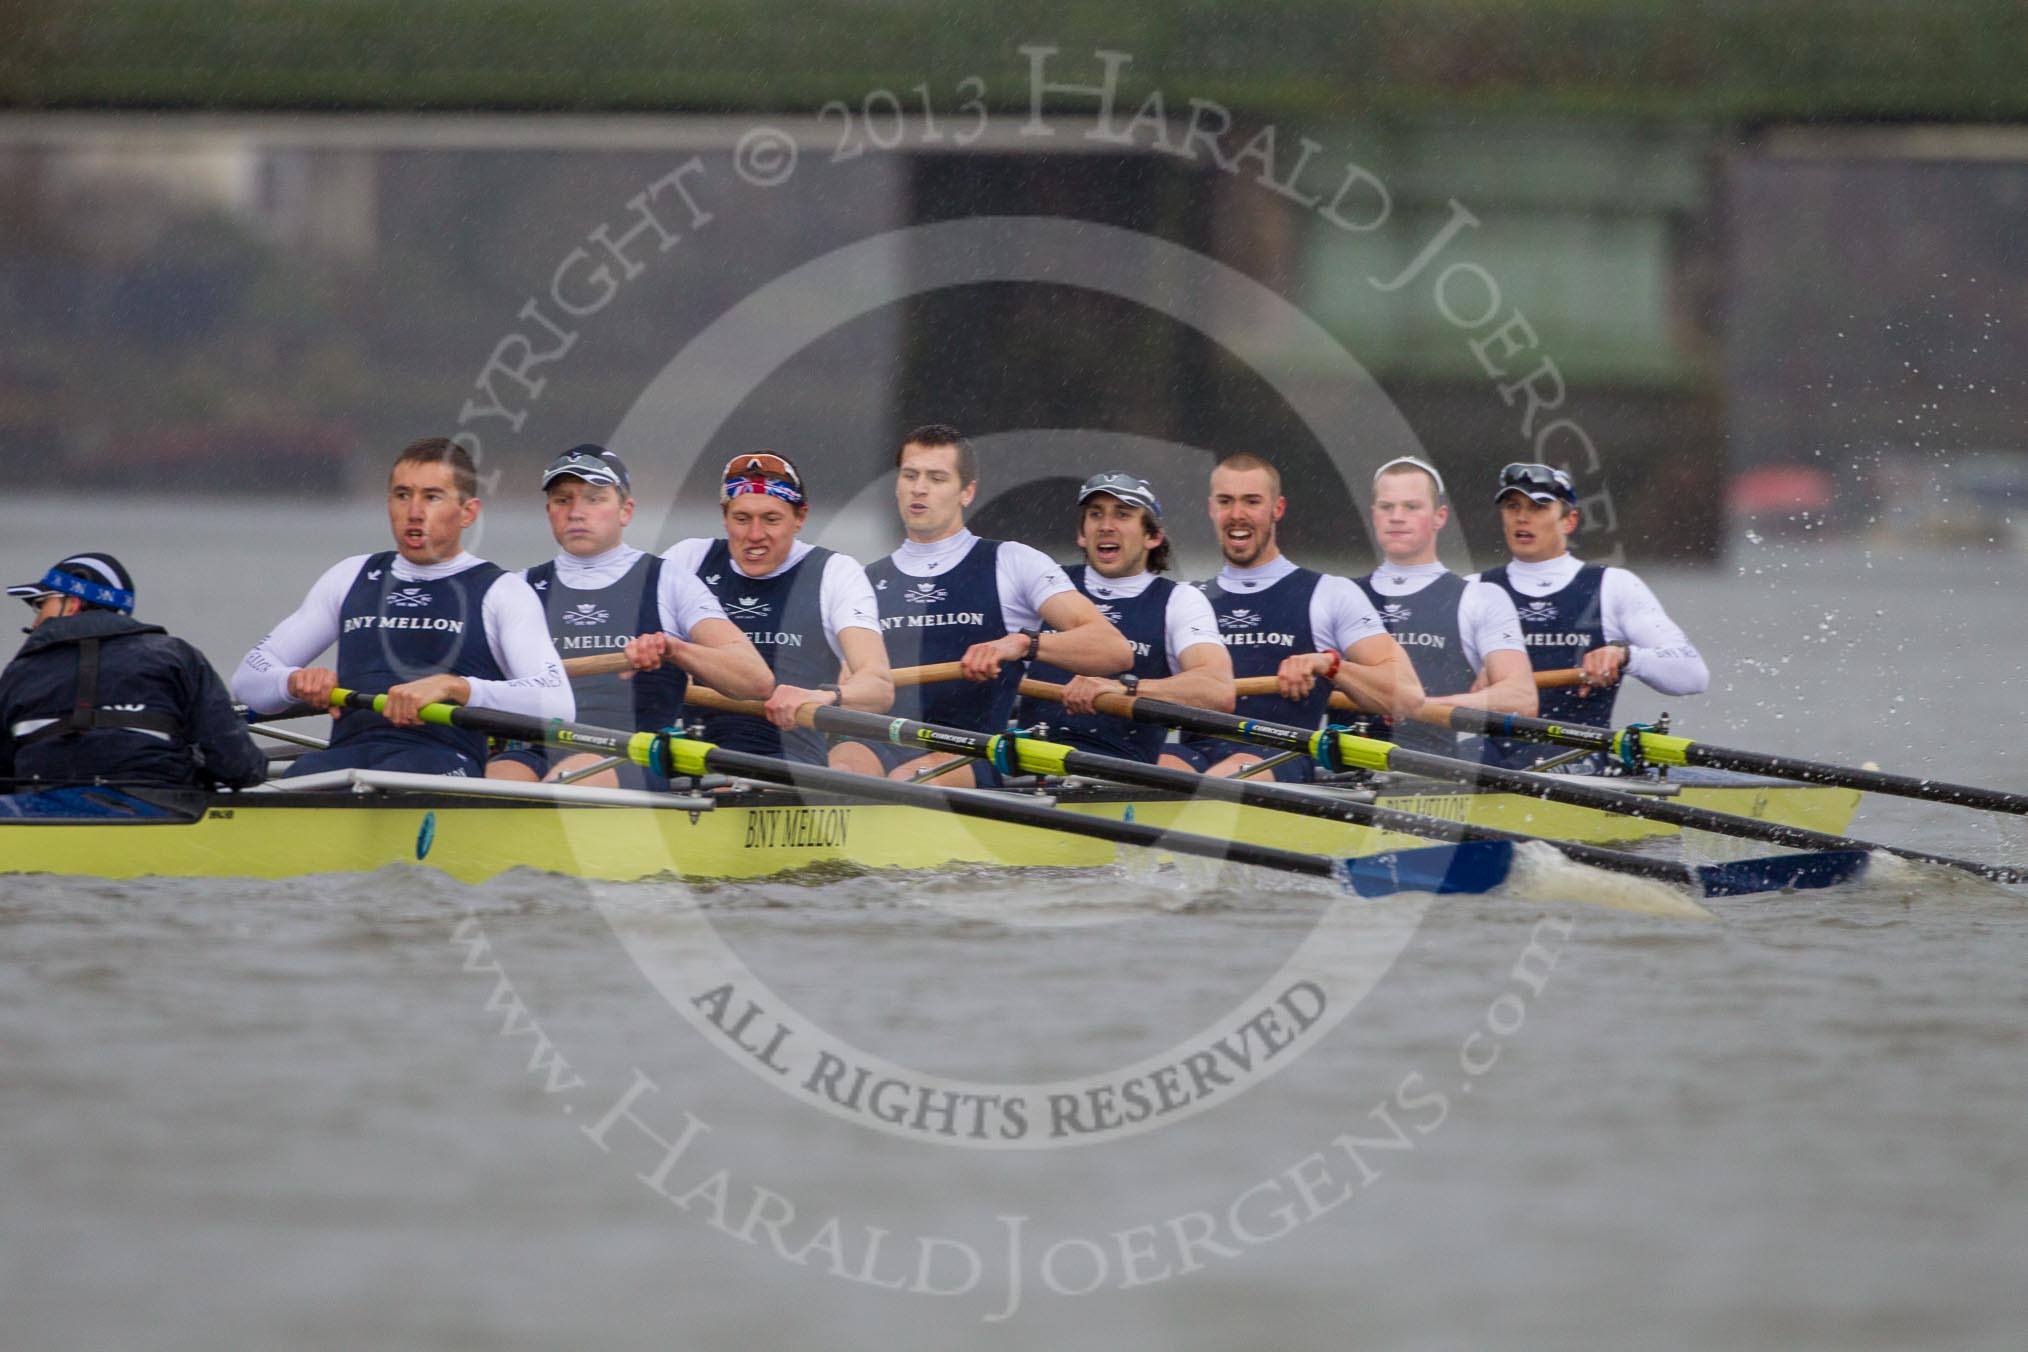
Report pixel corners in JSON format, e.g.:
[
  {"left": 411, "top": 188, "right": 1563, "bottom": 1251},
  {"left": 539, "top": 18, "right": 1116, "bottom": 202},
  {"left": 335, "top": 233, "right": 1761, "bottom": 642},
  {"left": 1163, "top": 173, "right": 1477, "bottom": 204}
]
[
  {"left": 1230, "top": 669, "right": 1593, "bottom": 714},
  {"left": 325, "top": 688, "right": 1520, "bottom": 900},
  {"left": 1070, "top": 683, "right": 2019, "bottom": 885}
]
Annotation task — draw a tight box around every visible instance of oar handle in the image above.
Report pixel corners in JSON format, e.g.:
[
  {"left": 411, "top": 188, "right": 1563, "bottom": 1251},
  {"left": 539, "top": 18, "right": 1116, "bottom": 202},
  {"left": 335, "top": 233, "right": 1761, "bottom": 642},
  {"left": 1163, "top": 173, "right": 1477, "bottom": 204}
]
[
  {"left": 561, "top": 653, "right": 965, "bottom": 688},
  {"left": 1225, "top": 670, "right": 1590, "bottom": 727}
]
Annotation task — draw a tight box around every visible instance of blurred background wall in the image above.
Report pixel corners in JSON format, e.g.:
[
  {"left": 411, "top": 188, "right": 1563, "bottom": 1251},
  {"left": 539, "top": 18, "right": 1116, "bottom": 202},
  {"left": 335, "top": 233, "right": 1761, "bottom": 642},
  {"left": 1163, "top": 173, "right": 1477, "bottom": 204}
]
[{"left": 4, "top": 1, "right": 2026, "bottom": 567}]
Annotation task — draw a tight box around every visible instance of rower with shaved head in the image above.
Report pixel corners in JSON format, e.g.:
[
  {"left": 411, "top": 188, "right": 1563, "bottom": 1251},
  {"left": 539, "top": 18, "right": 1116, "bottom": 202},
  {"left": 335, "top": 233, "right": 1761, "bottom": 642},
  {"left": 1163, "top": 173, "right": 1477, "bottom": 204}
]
[
  {"left": 1172, "top": 452, "right": 1422, "bottom": 782},
  {"left": 231, "top": 437, "right": 574, "bottom": 777}
]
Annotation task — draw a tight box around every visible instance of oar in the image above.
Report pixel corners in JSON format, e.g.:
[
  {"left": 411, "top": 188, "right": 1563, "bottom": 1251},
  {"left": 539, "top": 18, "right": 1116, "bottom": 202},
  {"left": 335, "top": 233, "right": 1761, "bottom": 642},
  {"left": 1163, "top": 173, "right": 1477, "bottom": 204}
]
[
  {"left": 1233, "top": 669, "right": 1589, "bottom": 714},
  {"left": 1074, "top": 685, "right": 2024, "bottom": 884},
  {"left": 1415, "top": 704, "right": 2028, "bottom": 818},
  {"left": 563, "top": 654, "right": 969, "bottom": 685},
  {"left": 676, "top": 684, "right": 1858, "bottom": 905},
  {"left": 324, "top": 689, "right": 1516, "bottom": 899}
]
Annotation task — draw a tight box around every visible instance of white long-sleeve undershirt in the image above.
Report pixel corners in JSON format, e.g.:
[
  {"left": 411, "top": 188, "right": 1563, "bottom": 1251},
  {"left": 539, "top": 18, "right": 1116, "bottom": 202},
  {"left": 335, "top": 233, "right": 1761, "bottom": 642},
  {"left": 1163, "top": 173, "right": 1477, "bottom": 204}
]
[
  {"left": 1469, "top": 554, "right": 1709, "bottom": 696},
  {"left": 230, "top": 552, "right": 575, "bottom": 720}
]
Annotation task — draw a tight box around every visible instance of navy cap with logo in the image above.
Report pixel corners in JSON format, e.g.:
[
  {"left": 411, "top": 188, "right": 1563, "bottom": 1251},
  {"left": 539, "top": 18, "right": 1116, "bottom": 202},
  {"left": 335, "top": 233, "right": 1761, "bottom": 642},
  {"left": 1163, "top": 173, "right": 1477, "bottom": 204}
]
[
  {"left": 1494, "top": 462, "right": 1578, "bottom": 507},
  {"left": 541, "top": 444, "right": 631, "bottom": 492},
  {"left": 1077, "top": 472, "right": 1162, "bottom": 521},
  {"left": 7, "top": 552, "right": 138, "bottom": 614}
]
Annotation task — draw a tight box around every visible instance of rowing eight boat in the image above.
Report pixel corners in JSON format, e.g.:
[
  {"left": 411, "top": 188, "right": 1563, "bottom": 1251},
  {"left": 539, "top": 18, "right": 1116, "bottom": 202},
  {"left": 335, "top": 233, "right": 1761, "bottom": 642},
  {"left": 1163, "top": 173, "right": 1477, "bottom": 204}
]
[{"left": 0, "top": 766, "right": 1860, "bottom": 884}]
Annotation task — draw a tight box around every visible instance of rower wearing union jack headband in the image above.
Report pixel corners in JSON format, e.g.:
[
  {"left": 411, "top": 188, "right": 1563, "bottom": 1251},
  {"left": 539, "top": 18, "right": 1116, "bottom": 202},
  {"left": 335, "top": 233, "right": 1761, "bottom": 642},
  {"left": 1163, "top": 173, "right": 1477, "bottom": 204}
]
[
  {"left": 232, "top": 437, "right": 576, "bottom": 778},
  {"left": 640, "top": 451, "right": 892, "bottom": 767},
  {"left": 1356, "top": 456, "right": 1534, "bottom": 756},
  {"left": 1171, "top": 452, "right": 1422, "bottom": 783},
  {"left": 488, "top": 444, "right": 770, "bottom": 788},
  {"left": 832, "top": 424, "right": 1131, "bottom": 788},
  {"left": 1472, "top": 461, "right": 1708, "bottom": 770},
  {"left": 1010, "top": 472, "right": 1233, "bottom": 764}
]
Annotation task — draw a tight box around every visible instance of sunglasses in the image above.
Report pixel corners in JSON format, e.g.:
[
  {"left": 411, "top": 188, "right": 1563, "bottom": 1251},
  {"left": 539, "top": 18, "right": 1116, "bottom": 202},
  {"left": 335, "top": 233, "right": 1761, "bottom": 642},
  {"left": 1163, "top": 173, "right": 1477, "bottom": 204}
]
[
  {"left": 721, "top": 452, "right": 803, "bottom": 490},
  {"left": 1498, "top": 462, "right": 1576, "bottom": 499}
]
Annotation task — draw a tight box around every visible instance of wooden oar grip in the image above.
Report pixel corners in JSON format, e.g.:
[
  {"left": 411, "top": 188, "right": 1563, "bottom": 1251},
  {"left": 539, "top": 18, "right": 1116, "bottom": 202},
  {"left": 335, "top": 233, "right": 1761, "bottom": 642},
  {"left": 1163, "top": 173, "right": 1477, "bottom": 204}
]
[
  {"left": 1231, "top": 675, "right": 1359, "bottom": 711},
  {"left": 562, "top": 653, "right": 964, "bottom": 687}
]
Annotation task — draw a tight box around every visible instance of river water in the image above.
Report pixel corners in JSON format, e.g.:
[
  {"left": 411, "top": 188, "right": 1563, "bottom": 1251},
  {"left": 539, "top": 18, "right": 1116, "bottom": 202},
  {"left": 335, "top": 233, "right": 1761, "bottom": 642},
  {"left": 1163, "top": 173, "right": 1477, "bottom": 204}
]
[{"left": 4, "top": 500, "right": 2026, "bottom": 1350}]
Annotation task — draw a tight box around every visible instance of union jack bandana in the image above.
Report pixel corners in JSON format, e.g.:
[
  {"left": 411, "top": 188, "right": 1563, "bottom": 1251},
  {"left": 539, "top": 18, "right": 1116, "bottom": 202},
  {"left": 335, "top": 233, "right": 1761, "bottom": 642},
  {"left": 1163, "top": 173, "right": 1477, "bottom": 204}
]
[{"left": 721, "top": 475, "right": 805, "bottom": 507}]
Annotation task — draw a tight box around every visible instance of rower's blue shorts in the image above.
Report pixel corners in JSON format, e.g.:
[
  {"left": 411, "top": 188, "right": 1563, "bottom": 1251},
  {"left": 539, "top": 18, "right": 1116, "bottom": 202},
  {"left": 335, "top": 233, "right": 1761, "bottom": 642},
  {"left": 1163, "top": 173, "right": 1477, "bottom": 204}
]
[
  {"left": 284, "top": 741, "right": 480, "bottom": 779},
  {"left": 487, "top": 742, "right": 668, "bottom": 791},
  {"left": 1170, "top": 735, "right": 1316, "bottom": 783}
]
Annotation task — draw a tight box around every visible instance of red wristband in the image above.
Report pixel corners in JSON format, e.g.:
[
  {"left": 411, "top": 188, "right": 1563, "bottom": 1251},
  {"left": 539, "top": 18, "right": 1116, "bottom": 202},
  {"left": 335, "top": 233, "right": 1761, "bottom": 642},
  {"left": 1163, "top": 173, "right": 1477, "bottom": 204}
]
[{"left": 1321, "top": 652, "right": 1342, "bottom": 679}]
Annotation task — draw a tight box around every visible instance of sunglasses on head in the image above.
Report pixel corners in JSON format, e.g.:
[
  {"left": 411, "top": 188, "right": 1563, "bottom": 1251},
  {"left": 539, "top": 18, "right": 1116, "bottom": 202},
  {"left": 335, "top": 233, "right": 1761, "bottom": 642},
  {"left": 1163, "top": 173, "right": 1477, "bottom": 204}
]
[
  {"left": 1498, "top": 462, "right": 1576, "bottom": 498},
  {"left": 721, "top": 452, "right": 802, "bottom": 490}
]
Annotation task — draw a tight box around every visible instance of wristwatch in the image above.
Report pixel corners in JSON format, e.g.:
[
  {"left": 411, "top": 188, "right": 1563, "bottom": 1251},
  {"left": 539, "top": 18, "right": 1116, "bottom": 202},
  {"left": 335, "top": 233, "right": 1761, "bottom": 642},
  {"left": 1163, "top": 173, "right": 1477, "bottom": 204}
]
[
  {"left": 1019, "top": 628, "right": 1041, "bottom": 662},
  {"left": 1118, "top": 673, "right": 1141, "bottom": 696},
  {"left": 817, "top": 682, "right": 843, "bottom": 706}
]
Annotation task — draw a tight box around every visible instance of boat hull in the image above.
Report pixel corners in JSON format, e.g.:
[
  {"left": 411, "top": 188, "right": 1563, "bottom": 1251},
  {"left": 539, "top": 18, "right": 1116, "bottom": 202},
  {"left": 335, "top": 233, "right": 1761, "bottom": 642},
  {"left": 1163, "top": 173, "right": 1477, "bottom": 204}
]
[{"left": 0, "top": 774, "right": 1864, "bottom": 883}]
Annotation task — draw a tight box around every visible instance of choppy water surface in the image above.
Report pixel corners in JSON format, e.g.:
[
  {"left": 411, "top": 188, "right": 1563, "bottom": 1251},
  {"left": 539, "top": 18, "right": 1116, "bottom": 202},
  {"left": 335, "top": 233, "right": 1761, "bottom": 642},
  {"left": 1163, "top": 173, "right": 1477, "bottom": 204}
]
[{"left": 5, "top": 507, "right": 2028, "bottom": 1350}]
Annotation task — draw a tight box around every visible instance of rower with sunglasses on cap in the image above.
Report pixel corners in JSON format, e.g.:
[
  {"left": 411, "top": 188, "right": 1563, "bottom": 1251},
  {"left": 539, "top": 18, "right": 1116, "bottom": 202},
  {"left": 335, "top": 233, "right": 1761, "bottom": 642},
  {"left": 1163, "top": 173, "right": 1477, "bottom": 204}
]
[
  {"left": 233, "top": 437, "right": 575, "bottom": 778},
  {"left": 2, "top": 552, "right": 265, "bottom": 792},
  {"left": 1356, "top": 456, "right": 1534, "bottom": 755},
  {"left": 834, "top": 424, "right": 1131, "bottom": 788},
  {"left": 1472, "top": 461, "right": 1707, "bottom": 770},
  {"left": 632, "top": 451, "right": 892, "bottom": 766},
  {"left": 1010, "top": 472, "right": 1233, "bottom": 764},
  {"left": 490, "top": 444, "right": 772, "bottom": 788}
]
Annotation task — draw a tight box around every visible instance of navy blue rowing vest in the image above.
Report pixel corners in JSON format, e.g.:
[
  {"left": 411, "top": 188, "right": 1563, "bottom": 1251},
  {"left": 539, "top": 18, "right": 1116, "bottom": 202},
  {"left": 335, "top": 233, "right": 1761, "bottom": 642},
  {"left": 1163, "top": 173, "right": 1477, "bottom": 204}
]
[
  {"left": 332, "top": 552, "right": 506, "bottom": 762},
  {"left": 527, "top": 553, "right": 685, "bottom": 734},
  {"left": 1481, "top": 561, "right": 1612, "bottom": 768},
  {"left": 1014, "top": 564, "right": 1174, "bottom": 763},
  {"left": 1181, "top": 567, "right": 1327, "bottom": 782},
  {"left": 866, "top": 539, "right": 1021, "bottom": 732},
  {"left": 1357, "top": 570, "right": 1476, "bottom": 756},
  {"left": 695, "top": 539, "right": 834, "bottom": 763}
]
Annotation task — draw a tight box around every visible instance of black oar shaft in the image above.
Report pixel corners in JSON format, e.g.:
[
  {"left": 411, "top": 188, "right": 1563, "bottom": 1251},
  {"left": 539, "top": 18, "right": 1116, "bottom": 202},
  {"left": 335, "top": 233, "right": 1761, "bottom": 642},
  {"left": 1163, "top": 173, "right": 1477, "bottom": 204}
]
[
  {"left": 807, "top": 704, "right": 1706, "bottom": 889},
  {"left": 1436, "top": 706, "right": 2028, "bottom": 817},
  {"left": 333, "top": 691, "right": 1341, "bottom": 882},
  {"left": 1122, "top": 696, "right": 2026, "bottom": 885}
]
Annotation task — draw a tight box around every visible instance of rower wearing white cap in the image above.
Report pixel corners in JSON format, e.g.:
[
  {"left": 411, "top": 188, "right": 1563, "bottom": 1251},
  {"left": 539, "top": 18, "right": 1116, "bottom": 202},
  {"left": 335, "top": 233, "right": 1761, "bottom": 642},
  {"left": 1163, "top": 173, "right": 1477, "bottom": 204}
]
[
  {"left": 636, "top": 450, "right": 891, "bottom": 766},
  {"left": 231, "top": 437, "right": 575, "bottom": 778},
  {"left": 490, "top": 443, "right": 772, "bottom": 788},
  {"left": 1356, "top": 456, "right": 1534, "bottom": 756},
  {"left": 1472, "top": 461, "right": 1708, "bottom": 769},
  {"left": 2, "top": 552, "right": 266, "bottom": 790},
  {"left": 1011, "top": 472, "right": 1232, "bottom": 764}
]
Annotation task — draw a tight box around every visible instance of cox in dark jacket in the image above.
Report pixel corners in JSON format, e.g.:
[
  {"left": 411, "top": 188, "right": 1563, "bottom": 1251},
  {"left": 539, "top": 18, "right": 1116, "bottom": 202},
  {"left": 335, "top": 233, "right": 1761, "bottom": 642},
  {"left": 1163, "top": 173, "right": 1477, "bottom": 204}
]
[{"left": 1, "top": 553, "right": 266, "bottom": 790}]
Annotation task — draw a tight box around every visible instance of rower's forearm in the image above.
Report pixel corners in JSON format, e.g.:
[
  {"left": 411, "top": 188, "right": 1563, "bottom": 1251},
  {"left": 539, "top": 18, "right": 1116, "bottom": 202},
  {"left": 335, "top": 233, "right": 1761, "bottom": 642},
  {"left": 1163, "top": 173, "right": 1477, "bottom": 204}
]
[
  {"left": 1337, "top": 660, "right": 1424, "bottom": 721},
  {"left": 465, "top": 669, "right": 574, "bottom": 722},
  {"left": 230, "top": 650, "right": 298, "bottom": 714},
  {"left": 1626, "top": 645, "right": 1709, "bottom": 696},
  {"left": 1143, "top": 669, "right": 1235, "bottom": 714},
  {"left": 1038, "top": 625, "right": 1134, "bottom": 677},
  {"left": 1427, "top": 675, "right": 1537, "bottom": 718},
  {"left": 682, "top": 644, "right": 776, "bottom": 701},
  {"left": 842, "top": 669, "right": 895, "bottom": 714}
]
